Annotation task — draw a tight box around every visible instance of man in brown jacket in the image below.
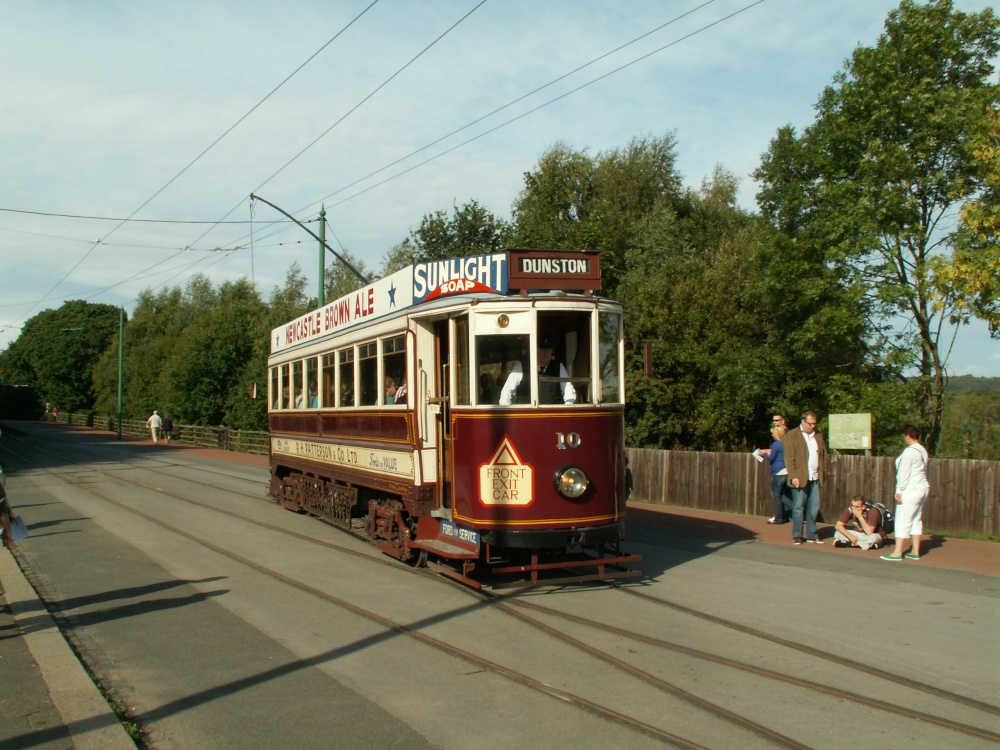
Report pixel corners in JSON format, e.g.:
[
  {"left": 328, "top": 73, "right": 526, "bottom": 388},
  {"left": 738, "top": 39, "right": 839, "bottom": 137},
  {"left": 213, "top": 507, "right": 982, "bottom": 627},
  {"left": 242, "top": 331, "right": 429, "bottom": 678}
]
[{"left": 783, "top": 411, "right": 827, "bottom": 545}]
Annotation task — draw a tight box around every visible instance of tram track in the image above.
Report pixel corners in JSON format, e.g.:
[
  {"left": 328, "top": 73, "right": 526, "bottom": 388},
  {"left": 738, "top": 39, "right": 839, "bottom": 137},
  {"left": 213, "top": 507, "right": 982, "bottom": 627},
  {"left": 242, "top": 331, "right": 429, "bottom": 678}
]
[
  {"left": 4, "top": 433, "right": 999, "bottom": 747},
  {"left": 0, "top": 438, "right": 738, "bottom": 749}
]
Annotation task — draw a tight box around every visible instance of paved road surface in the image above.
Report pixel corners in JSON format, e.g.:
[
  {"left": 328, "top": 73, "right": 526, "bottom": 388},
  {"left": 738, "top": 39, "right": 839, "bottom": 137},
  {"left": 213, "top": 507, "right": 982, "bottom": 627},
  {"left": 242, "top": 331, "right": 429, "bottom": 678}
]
[{"left": 1, "top": 421, "right": 997, "bottom": 749}]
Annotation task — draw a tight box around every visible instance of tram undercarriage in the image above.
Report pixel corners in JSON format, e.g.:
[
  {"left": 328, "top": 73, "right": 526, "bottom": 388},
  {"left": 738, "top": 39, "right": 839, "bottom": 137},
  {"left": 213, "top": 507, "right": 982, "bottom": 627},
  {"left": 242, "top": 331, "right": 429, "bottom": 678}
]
[{"left": 269, "top": 469, "right": 640, "bottom": 589}]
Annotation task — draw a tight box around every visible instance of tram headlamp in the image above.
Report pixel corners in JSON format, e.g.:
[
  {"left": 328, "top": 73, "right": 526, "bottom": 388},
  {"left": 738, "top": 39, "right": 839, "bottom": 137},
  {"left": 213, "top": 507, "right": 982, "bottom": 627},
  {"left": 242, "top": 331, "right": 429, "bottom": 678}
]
[{"left": 554, "top": 466, "right": 589, "bottom": 499}]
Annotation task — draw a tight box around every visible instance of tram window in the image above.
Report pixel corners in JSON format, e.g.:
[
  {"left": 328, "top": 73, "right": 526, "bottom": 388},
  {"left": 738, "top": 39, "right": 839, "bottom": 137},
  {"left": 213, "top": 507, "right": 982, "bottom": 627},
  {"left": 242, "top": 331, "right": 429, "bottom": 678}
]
[
  {"left": 338, "top": 349, "right": 354, "bottom": 407},
  {"left": 382, "top": 335, "right": 406, "bottom": 406},
  {"left": 270, "top": 367, "right": 279, "bottom": 410},
  {"left": 305, "top": 357, "right": 318, "bottom": 408},
  {"left": 599, "top": 312, "right": 622, "bottom": 403},
  {"left": 321, "top": 354, "right": 336, "bottom": 408},
  {"left": 537, "top": 312, "right": 592, "bottom": 405},
  {"left": 478, "top": 334, "right": 529, "bottom": 405},
  {"left": 359, "top": 341, "right": 378, "bottom": 406},
  {"left": 279, "top": 364, "right": 290, "bottom": 409},
  {"left": 455, "top": 317, "right": 470, "bottom": 405},
  {"left": 292, "top": 361, "right": 304, "bottom": 408}
]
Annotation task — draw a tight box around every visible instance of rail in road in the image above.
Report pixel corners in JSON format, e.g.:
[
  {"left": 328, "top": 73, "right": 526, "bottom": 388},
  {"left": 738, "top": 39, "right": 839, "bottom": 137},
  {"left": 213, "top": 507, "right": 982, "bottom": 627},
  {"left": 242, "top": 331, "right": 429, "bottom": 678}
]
[{"left": 1, "top": 422, "right": 997, "bottom": 749}]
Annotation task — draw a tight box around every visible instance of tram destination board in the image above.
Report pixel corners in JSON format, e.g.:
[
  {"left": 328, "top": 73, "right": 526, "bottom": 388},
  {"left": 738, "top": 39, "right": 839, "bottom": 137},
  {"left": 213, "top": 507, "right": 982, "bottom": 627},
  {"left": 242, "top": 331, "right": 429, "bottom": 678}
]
[{"left": 507, "top": 248, "right": 602, "bottom": 295}]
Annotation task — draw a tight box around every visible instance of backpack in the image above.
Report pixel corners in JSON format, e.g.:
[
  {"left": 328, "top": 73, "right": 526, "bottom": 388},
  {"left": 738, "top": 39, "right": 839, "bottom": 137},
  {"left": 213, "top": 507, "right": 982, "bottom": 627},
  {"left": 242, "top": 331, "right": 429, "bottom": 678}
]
[{"left": 870, "top": 502, "right": 894, "bottom": 536}]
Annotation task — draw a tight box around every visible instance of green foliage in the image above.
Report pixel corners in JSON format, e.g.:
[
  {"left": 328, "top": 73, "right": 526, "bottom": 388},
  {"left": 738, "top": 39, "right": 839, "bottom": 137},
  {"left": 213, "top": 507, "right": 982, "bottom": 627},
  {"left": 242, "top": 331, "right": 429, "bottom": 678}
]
[
  {"left": 403, "top": 200, "right": 511, "bottom": 264},
  {"left": 947, "top": 375, "right": 1000, "bottom": 394},
  {"left": 512, "top": 134, "right": 684, "bottom": 294},
  {"left": 619, "top": 170, "right": 889, "bottom": 451},
  {"left": 938, "top": 388, "right": 1000, "bottom": 459},
  {"left": 0, "top": 300, "right": 120, "bottom": 412},
  {"left": 323, "top": 250, "right": 371, "bottom": 302},
  {"left": 754, "top": 0, "right": 1000, "bottom": 451}
]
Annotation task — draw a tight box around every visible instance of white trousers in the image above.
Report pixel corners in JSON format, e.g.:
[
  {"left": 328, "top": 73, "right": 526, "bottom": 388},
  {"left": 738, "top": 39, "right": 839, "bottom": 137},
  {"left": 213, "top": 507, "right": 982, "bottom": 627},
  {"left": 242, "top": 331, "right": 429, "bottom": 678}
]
[{"left": 894, "top": 486, "right": 929, "bottom": 539}]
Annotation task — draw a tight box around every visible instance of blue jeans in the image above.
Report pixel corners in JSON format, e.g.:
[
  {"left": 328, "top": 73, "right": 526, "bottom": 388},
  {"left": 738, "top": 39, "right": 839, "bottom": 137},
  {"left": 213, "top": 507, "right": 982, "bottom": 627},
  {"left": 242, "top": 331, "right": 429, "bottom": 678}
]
[
  {"left": 790, "top": 480, "right": 821, "bottom": 540},
  {"left": 770, "top": 474, "right": 792, "bottom": 522}
]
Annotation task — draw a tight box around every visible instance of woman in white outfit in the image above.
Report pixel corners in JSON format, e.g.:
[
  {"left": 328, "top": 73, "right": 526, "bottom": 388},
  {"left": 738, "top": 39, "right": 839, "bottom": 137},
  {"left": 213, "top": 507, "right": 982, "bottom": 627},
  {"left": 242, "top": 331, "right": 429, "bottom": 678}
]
[{"left": 882, "top": 425, "right": 930, "bottom": 561}]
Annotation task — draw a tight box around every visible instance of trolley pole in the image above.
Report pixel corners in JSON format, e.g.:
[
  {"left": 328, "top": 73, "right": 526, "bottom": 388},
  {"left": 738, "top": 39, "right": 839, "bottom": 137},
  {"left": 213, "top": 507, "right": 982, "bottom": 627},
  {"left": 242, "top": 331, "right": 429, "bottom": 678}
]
[
  {"left": 249, "top": 193, "right": 367, "bottom": 285},
  {"left": 318, "top": 205, "right": 326, "bottom": 307}
]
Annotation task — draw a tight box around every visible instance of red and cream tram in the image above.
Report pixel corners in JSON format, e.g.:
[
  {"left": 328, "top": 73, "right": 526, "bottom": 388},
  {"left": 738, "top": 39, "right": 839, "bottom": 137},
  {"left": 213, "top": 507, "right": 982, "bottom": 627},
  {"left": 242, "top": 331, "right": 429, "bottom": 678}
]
[{"left": 267, "top": 248, "right": 639, "bottom": 587}]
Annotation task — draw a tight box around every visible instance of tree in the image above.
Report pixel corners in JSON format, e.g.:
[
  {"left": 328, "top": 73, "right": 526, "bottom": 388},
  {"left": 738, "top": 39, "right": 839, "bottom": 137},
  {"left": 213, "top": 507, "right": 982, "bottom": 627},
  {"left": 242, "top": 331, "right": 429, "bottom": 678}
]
[
  {"left": 754, "top": 0, "right": 999, "bottom": 451},
  {"left": 323, "top": 250, "right": 370, "bottom": 302},
  {"left": 166, "top": 278, "right": 268, "bottom": 428},
  {"left": 405, "top": 200, "right": 511, "bottom": 262},
  {"left": 1, "top": 300, "right": 120, "bottom": 412},
  {"left": 512, "top": 134, "right": 685, "bottom": 294},
  {"left": 938, "top": 105, "right": 1000, "bottom": 337}
]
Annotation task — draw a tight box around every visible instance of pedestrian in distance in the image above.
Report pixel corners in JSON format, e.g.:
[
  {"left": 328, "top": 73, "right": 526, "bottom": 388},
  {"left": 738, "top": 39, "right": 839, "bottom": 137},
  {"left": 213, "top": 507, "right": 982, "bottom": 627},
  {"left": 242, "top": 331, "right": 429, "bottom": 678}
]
[
  {"left": 833, "top": 495, "right": 886, "bottom": 550},
  {"left": 882, "top": 425, "right": 930, "bottom": 561},
  {"left": 145, "top": 409, "right": 163, "bottom": 443},
  {"left": 160, "top": 414, "right": 173, "bottom": 444},
  {"left": 783, "top": 411, "right": 827, "bottom": 545}
]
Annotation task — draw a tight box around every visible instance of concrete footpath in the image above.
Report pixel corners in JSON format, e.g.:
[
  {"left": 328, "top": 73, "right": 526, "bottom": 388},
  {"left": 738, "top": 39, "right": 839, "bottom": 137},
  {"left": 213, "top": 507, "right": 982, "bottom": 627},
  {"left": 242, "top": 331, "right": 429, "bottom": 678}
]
[{"left": 0, "top": 435, "right": 997, "bottom": 748}]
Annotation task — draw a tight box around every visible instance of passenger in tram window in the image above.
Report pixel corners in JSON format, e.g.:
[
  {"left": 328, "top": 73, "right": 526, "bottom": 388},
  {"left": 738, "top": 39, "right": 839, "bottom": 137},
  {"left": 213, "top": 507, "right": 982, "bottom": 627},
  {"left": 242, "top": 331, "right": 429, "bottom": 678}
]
[
  {"left": 499, "top": 339, "right": 576, "bottom": 405},
  {"left": 478, "top": 373, "right": 498, "bottom": 404},
  {"left": 281, "top": 386, "right": 290, "bottom": 410},
  {"left": 308, "top": 382, "right": 318, "bottom": 408},
  {"left": 340, "top": 380, "right": 354, "bottom": 407},
  {"left": 394, "top": 377, "right": 407, "bottom": 405},
  {"left": 384, "top": 376, "right": 397, "bottom": 405}
]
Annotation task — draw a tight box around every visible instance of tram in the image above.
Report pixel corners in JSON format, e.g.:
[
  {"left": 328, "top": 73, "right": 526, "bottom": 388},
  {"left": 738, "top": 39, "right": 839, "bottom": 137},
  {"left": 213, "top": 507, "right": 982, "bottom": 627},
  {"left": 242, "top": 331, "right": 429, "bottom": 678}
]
[{"left": 267, "top": 248, "right": 639, "bottom": 587}]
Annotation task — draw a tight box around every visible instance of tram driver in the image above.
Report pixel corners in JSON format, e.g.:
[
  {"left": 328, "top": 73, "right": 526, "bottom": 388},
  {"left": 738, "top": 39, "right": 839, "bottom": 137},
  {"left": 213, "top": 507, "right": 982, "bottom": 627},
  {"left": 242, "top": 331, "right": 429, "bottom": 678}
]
[{"left": 499, "top": 338, "right": 576, "bottom": 406}]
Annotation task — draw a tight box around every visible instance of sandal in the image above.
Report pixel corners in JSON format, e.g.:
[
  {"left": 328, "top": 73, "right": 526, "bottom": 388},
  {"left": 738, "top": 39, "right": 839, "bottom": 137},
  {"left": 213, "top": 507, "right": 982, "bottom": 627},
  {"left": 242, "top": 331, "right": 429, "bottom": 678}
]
[{"left": 880, "top": 553, "right": 904, "bottom": 561}]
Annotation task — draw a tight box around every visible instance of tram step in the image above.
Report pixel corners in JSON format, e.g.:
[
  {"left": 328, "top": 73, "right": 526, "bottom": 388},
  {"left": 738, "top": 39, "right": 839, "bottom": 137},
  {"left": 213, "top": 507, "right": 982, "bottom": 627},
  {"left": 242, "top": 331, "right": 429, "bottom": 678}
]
[{"left": 410, "top": 538, "right": 480, "bottom": 559}]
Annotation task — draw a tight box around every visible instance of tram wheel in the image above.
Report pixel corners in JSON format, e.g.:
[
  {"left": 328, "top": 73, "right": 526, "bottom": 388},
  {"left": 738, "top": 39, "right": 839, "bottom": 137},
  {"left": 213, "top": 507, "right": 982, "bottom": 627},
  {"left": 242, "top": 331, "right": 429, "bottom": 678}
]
[{"left": 412, "top": 549, "right": 428, "bottom": 568}]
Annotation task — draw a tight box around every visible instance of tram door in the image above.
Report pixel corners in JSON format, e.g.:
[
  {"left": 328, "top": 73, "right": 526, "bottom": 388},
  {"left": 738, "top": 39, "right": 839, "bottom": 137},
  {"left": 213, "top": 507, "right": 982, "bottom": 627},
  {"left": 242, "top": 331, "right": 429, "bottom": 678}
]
[{"left": 433, "top": 320, "right": 452, "bottom": 511}]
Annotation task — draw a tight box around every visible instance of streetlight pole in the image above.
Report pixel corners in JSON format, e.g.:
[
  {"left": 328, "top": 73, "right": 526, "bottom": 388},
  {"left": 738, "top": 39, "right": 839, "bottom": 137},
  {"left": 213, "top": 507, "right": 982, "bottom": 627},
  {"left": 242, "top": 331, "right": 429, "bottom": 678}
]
[{"left": 117, "top": 307, "right": 123, "bottom": 440}]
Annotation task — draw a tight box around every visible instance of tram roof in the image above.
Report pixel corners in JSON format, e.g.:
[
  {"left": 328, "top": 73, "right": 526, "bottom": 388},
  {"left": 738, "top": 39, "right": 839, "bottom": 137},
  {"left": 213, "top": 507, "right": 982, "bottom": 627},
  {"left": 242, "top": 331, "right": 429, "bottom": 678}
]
[{"left": 270, "top": 249, "right": 604, "bottom": 355}]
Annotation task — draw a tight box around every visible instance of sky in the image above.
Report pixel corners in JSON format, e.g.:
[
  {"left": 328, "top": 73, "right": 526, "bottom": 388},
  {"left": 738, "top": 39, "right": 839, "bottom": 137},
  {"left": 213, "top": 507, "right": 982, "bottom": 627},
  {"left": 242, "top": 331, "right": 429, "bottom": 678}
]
[{"left": 2, "top": 0, "right": 998, "bottom": 376}]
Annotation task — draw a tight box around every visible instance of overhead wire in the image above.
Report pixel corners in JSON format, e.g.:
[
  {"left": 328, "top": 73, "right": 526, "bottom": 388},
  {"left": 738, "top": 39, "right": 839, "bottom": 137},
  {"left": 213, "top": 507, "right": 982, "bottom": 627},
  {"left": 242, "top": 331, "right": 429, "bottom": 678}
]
[
  {"left": 11, "top": 0, "right": 769, "bottom": 323},
  {"left": 302, "top": 0, "right": 719, "bottom": 212},
  {"left": 11, "top": 0, "right": 382, "bottom": 323},
  {"left": 321, "top": 0, "right": 770, "bottom": 210},
  {"left": 211, "top": 0, "right": 749, "bottom": 256},
  {"left": 184, "top": 0, "right": 490, "bottom": 253},
  {"left": 0, "top": 207, "right": 293, "bottom": 224}
]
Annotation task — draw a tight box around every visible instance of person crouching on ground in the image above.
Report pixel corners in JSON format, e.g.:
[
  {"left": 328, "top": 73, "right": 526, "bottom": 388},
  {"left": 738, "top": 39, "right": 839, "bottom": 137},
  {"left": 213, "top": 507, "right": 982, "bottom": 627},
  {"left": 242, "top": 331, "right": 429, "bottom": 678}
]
[{"left": 833, "top": 495, "right": 885, "bottom": 550}]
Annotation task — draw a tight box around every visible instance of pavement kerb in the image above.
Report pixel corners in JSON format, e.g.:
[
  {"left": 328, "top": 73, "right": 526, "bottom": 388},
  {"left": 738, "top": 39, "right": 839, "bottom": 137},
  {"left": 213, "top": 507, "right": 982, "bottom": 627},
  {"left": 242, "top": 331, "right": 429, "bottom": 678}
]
[{"left": 0, "top": 546, "right": 135, "bottom": 750}]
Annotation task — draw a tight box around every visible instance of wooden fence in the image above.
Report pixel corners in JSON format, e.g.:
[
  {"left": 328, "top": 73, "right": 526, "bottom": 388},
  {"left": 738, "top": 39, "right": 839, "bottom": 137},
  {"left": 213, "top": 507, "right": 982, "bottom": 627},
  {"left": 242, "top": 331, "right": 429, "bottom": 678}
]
[
  {"left": 58, "top": 413, "right": 269, "bottom": 455},
  {"left": 627, "top": 448, "right": 999, "bottom": 536}
]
